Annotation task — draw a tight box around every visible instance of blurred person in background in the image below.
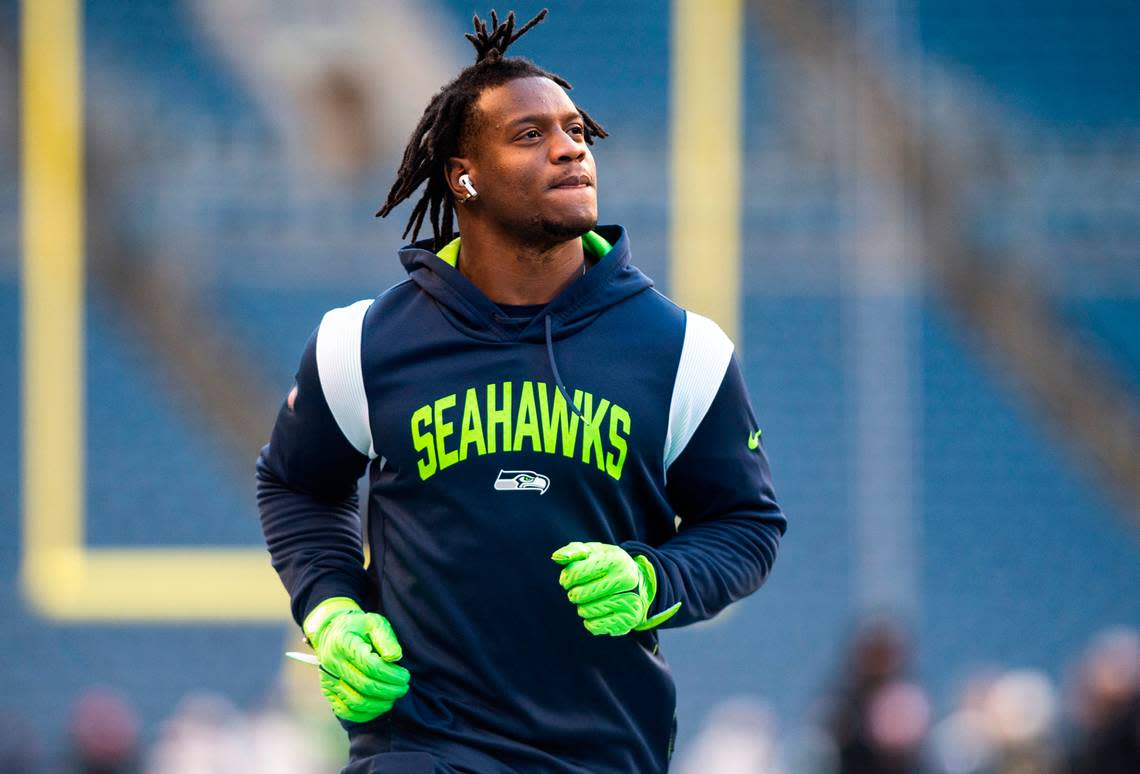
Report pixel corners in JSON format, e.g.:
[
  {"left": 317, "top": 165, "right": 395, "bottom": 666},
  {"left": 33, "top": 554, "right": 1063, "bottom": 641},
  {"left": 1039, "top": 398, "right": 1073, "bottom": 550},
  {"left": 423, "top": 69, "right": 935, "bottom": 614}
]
[
  {"left": 255, "top": 8, "right": 785, "bottom": 773},
  {"left": 928, "top": 670, "right": 1000, "bottom": 774},
  {"left": 933, "top": 669, "right": 1061, "bottom": 774},
  {"left": 144, "top": 693, "right": 254, "bottom": 774},
  {"left": 63, "top": 687, "right": 140, "bottom": 774},
  {"left": 673, "top": 696, "right": 785, "bottom": 774},
  {"left": 1064, "top": 627, "right": 1140, "bottom": 773},
  {"left": 819, "top": 618, "right": 931, "bottom": 773},
  {"left": 973, "top": 670, "right": 1059, "bottom": 774},
  {"left": 145, "top": 682, "right": 335, "bottom": 774}
]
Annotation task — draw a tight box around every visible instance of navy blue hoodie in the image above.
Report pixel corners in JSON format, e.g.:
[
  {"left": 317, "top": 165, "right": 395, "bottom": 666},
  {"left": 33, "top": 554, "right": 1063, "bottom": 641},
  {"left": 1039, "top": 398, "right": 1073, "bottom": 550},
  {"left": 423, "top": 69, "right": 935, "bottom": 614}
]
[{"left": 256, "top": 224, "right": 786, "bottom": 773}]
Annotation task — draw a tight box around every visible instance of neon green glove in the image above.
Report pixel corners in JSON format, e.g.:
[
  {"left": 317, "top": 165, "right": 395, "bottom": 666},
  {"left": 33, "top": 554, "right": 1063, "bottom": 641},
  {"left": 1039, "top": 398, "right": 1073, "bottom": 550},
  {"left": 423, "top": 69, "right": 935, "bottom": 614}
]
[
  {"left": 551, "top": 541, "right": 682, "bottom": 636},
  {"left": 303, "top": 597, "right": 411, "bottom": 723}
]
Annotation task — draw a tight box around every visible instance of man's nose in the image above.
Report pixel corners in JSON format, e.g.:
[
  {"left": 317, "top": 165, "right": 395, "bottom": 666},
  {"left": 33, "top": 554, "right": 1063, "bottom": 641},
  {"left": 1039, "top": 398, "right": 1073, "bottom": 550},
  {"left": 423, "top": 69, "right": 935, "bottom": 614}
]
[{"left": 551, "top": 128, "right": 587, "bottom": 162}]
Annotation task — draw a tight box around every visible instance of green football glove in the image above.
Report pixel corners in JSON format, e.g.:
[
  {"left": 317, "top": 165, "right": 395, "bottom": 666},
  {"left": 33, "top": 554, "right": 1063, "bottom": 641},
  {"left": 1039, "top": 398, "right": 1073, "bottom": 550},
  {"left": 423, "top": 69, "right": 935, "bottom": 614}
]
[
  {"left": 551, "top": 541, "right": 682, "bottom": 636},
  {"left": 303, "top": 597, "right": 411, "bottom": 723}
]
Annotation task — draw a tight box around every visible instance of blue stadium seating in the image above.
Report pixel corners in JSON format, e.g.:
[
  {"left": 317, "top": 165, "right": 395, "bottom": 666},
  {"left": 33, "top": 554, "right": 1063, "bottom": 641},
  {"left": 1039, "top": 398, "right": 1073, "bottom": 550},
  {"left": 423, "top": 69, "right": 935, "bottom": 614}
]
[
  {"left": 916, "top": 0, "right": 1140, "bottom": 126},
  {"left": 1, "top": 0, "right": 1137, "bottom": 759},
  {"left": 83, "top": 0, "right": 262, "bottom": 124},
  {"left": 1063, "top": 298, "right": 1140, "bottom": 392}
]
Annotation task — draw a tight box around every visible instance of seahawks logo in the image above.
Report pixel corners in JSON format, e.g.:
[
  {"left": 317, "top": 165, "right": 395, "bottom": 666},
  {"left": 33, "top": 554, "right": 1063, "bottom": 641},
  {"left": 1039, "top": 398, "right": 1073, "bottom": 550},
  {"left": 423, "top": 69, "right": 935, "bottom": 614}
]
[{"left": 494, "top": 469, "right": 550, "bottom": 495}]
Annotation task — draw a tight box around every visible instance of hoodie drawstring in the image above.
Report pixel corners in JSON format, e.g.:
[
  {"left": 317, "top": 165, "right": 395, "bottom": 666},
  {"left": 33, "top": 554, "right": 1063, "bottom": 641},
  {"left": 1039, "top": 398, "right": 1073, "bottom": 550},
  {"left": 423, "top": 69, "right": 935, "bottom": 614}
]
[{"left": 545, "top": 315, "right": 589, "bottom": 423}]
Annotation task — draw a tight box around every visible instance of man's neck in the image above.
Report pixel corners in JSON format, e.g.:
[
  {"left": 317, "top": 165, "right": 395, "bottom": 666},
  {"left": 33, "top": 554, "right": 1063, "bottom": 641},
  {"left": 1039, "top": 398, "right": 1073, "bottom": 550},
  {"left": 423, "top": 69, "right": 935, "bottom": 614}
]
[{"left": 450, "top": 221, "right": 587, "bottom": 306}]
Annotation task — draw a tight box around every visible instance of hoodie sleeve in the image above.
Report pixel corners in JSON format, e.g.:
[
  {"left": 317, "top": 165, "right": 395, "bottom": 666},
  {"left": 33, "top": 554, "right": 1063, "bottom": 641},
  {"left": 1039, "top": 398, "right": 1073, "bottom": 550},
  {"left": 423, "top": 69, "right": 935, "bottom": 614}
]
[
  {"left": 255, "top": 319, "right": 374, "bottom": 628},
  {"left": 621, "top": 320, "right": 786, "bottom": 629}
]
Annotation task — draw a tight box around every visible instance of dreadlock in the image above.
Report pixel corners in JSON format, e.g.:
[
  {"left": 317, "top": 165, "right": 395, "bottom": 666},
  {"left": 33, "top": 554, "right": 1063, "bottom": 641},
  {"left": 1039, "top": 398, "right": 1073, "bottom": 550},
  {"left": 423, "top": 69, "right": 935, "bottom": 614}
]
[{"left": 375, "top": 8, "right": 608, "bottom": 250}]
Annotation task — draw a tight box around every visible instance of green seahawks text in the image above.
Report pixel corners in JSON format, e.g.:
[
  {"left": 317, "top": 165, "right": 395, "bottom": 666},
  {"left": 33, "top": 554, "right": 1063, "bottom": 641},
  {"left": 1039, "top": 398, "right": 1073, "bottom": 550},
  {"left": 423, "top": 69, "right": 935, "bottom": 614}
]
[{"left": 410, "top": 381, "right": 631, "bottom": 481}]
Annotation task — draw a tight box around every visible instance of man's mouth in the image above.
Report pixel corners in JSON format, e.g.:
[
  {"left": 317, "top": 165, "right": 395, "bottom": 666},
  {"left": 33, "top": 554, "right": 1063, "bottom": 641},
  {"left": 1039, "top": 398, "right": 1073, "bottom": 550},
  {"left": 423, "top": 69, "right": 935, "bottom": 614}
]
[{"left": 550, "top": 174, "right": 592, "bottom": 189}]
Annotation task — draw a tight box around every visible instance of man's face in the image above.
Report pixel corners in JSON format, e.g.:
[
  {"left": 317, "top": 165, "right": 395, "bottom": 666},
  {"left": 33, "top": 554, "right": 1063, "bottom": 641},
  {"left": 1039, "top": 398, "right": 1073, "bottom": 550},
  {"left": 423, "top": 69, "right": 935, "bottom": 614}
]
[{"left": 457, "top": 76, "right": 598, "bottom": 246}]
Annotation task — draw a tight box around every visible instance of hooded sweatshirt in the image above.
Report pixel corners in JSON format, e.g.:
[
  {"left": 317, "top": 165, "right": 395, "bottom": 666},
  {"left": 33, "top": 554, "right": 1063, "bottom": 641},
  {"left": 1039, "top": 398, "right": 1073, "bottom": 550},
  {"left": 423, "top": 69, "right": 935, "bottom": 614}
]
[{"left": 256, "top": 224, "right": 786, "bottom": 773}]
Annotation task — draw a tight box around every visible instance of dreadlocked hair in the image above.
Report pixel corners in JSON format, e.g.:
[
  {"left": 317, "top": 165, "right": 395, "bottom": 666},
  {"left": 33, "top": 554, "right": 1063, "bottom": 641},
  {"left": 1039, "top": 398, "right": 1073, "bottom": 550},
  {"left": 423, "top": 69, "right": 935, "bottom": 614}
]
[{"left": 375, "top": 8, "right": 608, "bottom": 250}]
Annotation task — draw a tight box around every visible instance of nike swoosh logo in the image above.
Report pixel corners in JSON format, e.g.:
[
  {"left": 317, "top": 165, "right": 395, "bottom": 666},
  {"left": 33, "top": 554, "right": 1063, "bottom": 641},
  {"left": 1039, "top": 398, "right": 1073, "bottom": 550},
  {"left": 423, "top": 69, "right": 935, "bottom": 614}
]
[{"left": 747, "top": 429, "right": 762, "bottom": 450}]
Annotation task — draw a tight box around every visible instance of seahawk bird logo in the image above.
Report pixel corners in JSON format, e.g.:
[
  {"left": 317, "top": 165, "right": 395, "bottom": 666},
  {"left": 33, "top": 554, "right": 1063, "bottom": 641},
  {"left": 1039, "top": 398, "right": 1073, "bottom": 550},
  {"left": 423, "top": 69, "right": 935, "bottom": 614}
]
[{"left": 494, "top": 469, "right": 550, "bottom": 495}]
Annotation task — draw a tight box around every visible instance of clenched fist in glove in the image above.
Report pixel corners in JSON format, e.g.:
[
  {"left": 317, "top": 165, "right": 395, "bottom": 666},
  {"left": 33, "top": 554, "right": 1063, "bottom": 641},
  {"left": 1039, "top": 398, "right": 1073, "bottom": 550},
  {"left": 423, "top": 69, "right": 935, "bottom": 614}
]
[
  {"left": 303, "top": 597, "right": 411, "bottom": 722},
  {"left": 551, "top": 541, "right": 682, "bottom": 636}
]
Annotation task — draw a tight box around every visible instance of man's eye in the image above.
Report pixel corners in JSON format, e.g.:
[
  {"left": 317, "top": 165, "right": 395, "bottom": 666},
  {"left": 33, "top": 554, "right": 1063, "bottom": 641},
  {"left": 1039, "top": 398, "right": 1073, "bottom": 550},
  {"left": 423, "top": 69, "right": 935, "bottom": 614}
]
[
  {"left": 568, "top": 125, "right": 584, "bottom": 135},
  {"left": 520, "top": 129, "right": 541, "bottom": 140}
]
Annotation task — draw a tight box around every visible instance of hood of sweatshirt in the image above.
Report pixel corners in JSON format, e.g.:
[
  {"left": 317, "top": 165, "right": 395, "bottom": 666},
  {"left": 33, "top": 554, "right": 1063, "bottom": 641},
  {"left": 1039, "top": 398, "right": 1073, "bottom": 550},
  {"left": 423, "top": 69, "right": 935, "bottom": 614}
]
[{"left": 397, "top": 224, "right": 653, "bottom": 345}]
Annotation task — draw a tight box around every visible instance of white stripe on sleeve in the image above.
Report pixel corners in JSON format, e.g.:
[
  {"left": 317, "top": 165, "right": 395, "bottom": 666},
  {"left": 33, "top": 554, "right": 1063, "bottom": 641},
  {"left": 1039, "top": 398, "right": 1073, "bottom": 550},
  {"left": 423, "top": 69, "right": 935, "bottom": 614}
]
[
  {"left": 663, "top": 310, "right": 735, "bottom": 477},
  {"left": 315, "top": 299, "right": 378, "bottom": 459}
]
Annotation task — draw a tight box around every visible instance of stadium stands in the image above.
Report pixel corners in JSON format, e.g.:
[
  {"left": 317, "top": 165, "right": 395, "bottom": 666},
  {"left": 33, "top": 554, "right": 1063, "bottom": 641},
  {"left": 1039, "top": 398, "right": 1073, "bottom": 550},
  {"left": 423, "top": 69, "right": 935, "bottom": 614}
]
[{"left": 1, "top": 0, "right": 1136, "bottom": 765}]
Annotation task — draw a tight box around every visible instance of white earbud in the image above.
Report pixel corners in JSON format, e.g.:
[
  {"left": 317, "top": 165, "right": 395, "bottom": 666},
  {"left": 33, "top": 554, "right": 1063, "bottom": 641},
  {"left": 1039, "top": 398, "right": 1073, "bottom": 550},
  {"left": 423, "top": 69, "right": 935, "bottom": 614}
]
[{"left": 458, "top": 173, "right": 478, "bottom": 200}]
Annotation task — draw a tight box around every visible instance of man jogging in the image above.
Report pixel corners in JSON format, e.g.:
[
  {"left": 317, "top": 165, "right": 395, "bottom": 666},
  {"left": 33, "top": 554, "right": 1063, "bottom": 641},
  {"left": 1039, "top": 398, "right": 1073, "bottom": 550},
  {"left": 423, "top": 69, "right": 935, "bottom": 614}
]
[{"left": 256, "top": 10, "right": 786, "bottom": 773}]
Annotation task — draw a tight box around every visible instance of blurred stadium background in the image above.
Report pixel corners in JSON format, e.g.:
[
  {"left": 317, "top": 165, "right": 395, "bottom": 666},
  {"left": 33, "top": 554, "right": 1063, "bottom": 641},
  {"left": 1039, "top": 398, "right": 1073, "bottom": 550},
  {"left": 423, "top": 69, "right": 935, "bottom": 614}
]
[{"left": 2, "top": 0, "right": 1138, "bottom": 771}]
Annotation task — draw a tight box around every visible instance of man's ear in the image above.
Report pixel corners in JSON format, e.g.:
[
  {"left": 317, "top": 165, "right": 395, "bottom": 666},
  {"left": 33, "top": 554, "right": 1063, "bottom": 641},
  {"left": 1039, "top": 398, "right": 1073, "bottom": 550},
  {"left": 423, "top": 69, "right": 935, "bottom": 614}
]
[{"left": 446, "top": 158, "right": 475, "bottom": 200}]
